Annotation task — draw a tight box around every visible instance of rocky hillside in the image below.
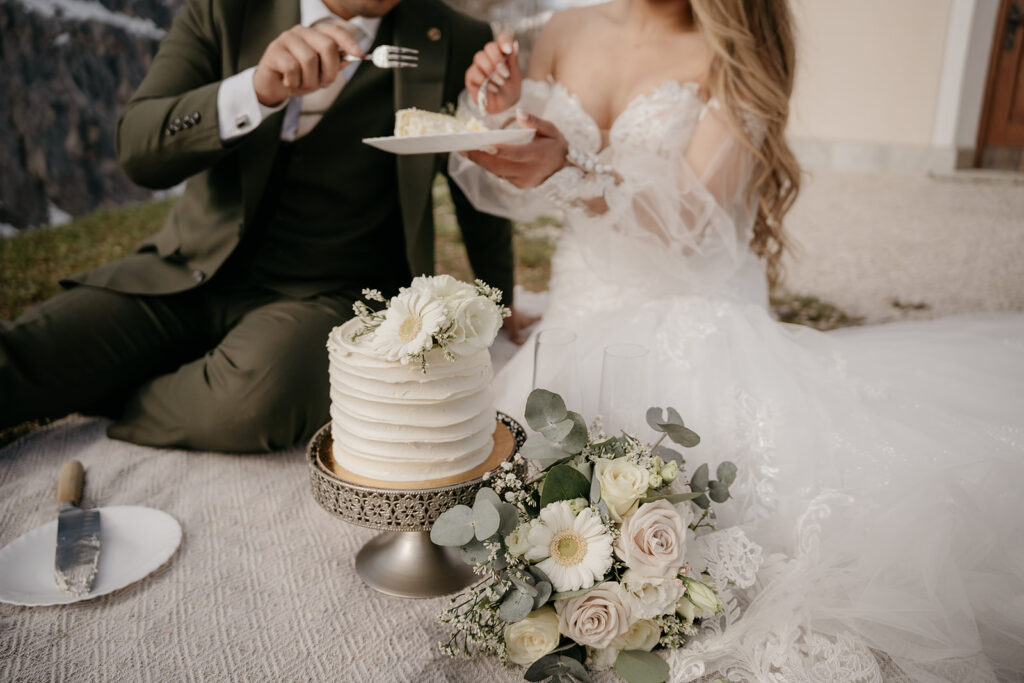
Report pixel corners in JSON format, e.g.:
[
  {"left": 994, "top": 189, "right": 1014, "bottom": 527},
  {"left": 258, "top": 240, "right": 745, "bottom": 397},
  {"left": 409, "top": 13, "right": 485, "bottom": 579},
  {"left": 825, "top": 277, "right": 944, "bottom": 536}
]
[{"left": 0, "top": 0, "right": 555, "bottom": 233}]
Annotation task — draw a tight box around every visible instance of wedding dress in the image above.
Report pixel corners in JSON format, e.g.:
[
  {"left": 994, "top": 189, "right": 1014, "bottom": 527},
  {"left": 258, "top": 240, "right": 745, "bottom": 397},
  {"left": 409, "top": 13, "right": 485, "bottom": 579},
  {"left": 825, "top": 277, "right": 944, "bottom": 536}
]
[{"left": 449, "top": 79, "right": 1024, "bottom": 682}]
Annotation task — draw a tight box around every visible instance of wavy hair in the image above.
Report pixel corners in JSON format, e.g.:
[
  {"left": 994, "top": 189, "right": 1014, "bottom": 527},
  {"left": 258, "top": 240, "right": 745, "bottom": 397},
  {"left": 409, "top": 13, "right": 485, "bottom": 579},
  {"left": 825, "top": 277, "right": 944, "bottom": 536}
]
[{"left": 690, "top": 0, "right": 801, "bottom": 287}]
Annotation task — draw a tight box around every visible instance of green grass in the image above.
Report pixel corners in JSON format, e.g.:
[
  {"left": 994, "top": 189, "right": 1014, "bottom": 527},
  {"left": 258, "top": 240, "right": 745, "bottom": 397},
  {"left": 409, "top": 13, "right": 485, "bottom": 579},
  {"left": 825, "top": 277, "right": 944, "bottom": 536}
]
[{"left": 1, "top": 178, "right": 859, "bottom": 448}]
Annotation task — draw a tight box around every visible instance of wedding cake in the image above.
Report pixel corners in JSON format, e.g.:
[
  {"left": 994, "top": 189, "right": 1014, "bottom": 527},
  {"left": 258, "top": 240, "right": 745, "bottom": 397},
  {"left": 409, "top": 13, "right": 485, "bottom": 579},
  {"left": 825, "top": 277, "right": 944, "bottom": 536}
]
[
  {"left": 394, "top": 107, "right": 486, "bottom": 136},
  {"left": 326, "top": 276, "right": 507, "bottom": 483}
]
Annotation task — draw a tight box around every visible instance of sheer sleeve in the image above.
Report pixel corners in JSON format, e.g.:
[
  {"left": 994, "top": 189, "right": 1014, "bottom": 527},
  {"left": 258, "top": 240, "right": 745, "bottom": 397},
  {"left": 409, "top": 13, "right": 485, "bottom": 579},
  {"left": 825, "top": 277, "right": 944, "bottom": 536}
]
[{"left": 448, "top": 82, "right": 763, "bottom": 294}]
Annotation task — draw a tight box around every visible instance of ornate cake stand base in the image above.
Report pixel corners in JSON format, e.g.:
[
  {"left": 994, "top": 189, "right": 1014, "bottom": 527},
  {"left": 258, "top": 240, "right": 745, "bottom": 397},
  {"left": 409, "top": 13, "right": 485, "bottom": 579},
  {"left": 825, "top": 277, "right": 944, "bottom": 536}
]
[
  {"left": 356, "top": 532, "right": 478, "bottom": 598},
  {"left": 307, "top": 413, "right": 526, "bottom": 599}
]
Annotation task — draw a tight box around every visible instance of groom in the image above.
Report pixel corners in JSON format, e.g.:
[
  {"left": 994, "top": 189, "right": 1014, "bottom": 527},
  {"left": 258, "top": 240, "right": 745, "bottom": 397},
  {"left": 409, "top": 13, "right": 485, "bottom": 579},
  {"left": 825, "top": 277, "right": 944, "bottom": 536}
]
[{"left": 0, "top": 0, "right": 529, "bottom": 452}]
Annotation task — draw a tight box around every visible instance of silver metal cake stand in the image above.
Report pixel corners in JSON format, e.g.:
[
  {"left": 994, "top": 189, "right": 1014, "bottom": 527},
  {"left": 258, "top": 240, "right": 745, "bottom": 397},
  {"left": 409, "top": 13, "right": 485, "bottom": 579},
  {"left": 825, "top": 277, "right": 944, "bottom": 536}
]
[{"left": 307, "top": 412, "right": 526, "bottom": 599}]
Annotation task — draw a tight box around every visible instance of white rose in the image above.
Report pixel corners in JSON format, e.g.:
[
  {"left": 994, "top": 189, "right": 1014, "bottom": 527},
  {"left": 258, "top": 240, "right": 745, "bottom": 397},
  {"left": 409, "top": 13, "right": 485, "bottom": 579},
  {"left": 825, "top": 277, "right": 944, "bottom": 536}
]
[
  {"left": 609, "top": 619, "right": 662, "bottom": 652},
  {"left": 681, "top": 576, "right": 723, "bottom": 614},
  {"left": 593, "top": 458, "right": 649, "bottom": 523},
  {"left": 615, "top": 500, "right": 689, "bottom": 576},
  {"left": 620, "top": 570, "right": 685, "bottom": 619},
  {"left": 422, "top": 274, "right": 477, "bottom": 302},
  {"left": 446, "top": 295, "right": 502, "bottom": 357},
  {"left": 505, "top": 521, "right": 533, "bottom": 557},
  {"left": 372, "top": 289, "right": 446, "bottom": 362},
  {"left": 556, "top": 582, "right": 632, "bottom": 649},
  {"left": 504, "top": 606, "right": 561, "bottom": 666}
]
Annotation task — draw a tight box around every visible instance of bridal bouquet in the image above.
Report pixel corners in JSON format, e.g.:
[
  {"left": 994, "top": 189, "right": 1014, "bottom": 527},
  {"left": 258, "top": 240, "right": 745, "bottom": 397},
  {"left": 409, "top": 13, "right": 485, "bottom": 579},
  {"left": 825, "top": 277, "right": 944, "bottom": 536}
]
[
  {"left": 430, "top": 389, "right": 739, "bottom": 683},
  {"left": 350, "top": 274, "right": 509, "bottom": 370}
]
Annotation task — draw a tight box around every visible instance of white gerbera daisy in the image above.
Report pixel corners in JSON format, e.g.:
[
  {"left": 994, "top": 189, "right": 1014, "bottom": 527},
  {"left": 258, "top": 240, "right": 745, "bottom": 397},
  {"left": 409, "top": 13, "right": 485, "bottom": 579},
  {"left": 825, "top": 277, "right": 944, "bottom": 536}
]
[
  {"left": 524, "top": 501, "right": 613, "bottom": 593},
  {"left": 372, "top": 289, "right": 446, "bottom": 362}
]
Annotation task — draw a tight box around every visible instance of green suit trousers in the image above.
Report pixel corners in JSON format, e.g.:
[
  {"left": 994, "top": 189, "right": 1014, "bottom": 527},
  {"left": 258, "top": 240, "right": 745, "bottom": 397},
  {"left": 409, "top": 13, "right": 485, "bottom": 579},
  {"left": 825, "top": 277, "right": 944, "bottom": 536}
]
[{"left": 0, "top": 281, "right": 353, "bottom": 452}]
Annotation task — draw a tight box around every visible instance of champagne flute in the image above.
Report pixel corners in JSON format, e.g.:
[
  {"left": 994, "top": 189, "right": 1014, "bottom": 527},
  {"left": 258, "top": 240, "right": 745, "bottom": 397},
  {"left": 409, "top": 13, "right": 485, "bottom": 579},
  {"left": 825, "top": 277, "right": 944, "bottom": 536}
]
[
  {"left": 598, "top": 343, "right": 649, "bottom": 436},
  {"left": 533, "top": 328, "right": 582, "bottom": 411}
]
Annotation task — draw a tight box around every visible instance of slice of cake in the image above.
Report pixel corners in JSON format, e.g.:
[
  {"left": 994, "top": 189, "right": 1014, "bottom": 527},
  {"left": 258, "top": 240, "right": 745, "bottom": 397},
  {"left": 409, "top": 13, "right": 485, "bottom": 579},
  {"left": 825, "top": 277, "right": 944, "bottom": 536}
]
[
  {"left": 326, "top": 276, "right": 508, "bottom": 483},
  {"left": 394, "top": 107, "right": 486, "bottom": 137}
]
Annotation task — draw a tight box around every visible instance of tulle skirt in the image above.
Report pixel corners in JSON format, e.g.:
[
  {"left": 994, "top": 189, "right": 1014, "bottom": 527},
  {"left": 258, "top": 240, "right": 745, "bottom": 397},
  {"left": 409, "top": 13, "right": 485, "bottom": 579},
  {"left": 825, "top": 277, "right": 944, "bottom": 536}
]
[{"left": 495, "top": 248, "right": 1024, "bottom": 682}]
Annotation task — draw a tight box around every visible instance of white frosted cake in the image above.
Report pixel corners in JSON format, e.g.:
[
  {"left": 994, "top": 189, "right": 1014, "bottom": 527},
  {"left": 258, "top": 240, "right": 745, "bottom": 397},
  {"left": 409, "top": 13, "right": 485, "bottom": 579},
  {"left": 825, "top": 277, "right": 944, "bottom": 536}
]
[
  {"left": 327, "top": 318, "right": 497, "bottom": 482},
  {"left": 394, "top": 107, "right": 486, "bottom": 136}
]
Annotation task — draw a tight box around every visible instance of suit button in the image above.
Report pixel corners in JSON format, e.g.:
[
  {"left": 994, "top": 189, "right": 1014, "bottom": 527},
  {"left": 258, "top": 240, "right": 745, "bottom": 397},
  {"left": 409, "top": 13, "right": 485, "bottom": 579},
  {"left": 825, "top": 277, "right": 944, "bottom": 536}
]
[
  {"left": 166, "top": 128, "right": 176, "bottom": 136},
  {"left": 191, "top": 270, "right": 205, "bottom": 283},
  {"left": 173, "top": 117, "right": 182, "bottom": 126},
  {"left": 192, "top": 111, "right": 201, "bottom": 123}
]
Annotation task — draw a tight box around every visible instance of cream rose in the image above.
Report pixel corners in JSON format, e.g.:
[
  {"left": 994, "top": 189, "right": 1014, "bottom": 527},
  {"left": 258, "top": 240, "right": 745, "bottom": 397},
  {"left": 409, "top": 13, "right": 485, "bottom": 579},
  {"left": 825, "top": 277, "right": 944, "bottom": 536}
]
[
  {"left": 556, "top": 582, "right": 632, "bottom": 649},
  {"left": 609, "top": 619, "right": 662, "bottom": 652},
  {"left": 446, "top": 295, "right": 502, "bottom": 357},
  {"left": 504, "top": 606, "right": 561, "bottom": 666},
  {"left": 620, "top": 569, "right": 685, "bottom": 619},
  {"left": 615, "top": 500, "right": 690, "bottom": 576},
  {"left": 593, "top": 458, "right": 649, "bottom": 522}
]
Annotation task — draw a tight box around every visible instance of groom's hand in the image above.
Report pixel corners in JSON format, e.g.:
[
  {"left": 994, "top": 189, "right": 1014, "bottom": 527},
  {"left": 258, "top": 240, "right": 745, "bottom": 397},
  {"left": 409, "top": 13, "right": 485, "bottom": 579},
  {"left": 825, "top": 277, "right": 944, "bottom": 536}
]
[
  {"left": 463, "top": 111, "right": 568, "bottom": 188},
  {"left": 253, "top": 24, "right": 364, "bottom": 107},
  {"left": 465, "top": 34, "right": 522, "bottom": 114}
]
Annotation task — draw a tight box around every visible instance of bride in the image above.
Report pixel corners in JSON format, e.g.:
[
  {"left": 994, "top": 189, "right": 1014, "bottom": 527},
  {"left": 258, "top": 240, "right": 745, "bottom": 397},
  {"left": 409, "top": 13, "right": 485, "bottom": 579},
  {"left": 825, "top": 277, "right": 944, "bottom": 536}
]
[{"left": 447, "top": 0, "right": 1024, "bottom": 681}]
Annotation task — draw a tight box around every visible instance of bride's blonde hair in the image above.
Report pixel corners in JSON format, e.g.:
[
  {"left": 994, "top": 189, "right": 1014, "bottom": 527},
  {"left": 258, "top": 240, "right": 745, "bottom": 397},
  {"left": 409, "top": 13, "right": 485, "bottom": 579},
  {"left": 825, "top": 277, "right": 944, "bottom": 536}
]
[{"left": 690, "top": 0, "right": 800, "bottom": 287}]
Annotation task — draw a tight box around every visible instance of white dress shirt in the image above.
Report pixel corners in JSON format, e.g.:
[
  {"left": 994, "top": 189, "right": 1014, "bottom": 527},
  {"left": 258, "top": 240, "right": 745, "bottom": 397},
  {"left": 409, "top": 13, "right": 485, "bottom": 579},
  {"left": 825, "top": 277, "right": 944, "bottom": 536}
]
[{"left": 217, "top": 0, "right": 381, "bottom": 141}]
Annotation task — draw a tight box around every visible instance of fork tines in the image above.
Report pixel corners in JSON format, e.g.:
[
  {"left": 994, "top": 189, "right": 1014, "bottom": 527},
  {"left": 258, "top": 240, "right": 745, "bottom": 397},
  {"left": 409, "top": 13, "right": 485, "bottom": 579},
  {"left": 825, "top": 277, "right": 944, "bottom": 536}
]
[{"left": 381, "top": 45, "right": 418, "bottom": 69}]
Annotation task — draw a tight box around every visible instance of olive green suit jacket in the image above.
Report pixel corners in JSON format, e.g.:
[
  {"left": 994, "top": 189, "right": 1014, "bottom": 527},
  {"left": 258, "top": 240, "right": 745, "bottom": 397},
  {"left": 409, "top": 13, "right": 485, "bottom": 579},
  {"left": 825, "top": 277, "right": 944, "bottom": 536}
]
[{"left": 67, "top": 0, "right": 514, "bottom": 300}]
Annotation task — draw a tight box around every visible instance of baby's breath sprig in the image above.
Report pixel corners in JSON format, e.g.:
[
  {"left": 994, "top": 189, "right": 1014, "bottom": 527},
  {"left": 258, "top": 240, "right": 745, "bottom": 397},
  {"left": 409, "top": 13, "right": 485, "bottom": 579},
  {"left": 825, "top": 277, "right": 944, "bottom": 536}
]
[
  {"left": 655, "top": 613, "right": 697, "bottom": 648},
  {"left": 475, "top": 279, "right": 511, "bottom": 319}
]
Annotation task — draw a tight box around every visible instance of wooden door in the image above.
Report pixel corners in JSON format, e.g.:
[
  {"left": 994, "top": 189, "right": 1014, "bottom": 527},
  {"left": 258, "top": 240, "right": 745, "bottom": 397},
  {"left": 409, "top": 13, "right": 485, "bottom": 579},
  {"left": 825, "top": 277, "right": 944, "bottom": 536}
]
[{"left": 977, "top": 0, "right": 1024, "bottom": 170}]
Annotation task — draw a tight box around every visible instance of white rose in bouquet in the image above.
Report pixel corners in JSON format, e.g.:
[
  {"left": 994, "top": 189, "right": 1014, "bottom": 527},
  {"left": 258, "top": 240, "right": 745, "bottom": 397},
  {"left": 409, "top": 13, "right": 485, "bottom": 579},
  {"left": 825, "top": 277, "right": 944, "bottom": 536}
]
[
  {"left": 417, "top": 273, "right": 477, "bottom": 304},
  {"left": 504, "top": 606, "right": 560, "bottom": 666},
  {"left": 557, "top": 582, "right": 632, "bottom": 649},
  {"left": 505, "top": 521, "right": 534, "bottom": 558},
  {"left": 446, "top": 295, "right": 503, "bottom": 357},
  {"left": 610, "top": 618, "right": 662, "bottom": 652},
  {"left": 621, "top": 570, "right": 686, "bottom": 619},
  {"left": 615, "top": 500, "right": 690, "bottom": 577},
  {"left": 372, "top": 289, "right": 446, "bottom": 362},
  {"left": 593, "top": 458, "right": 649, "bottom": 522}
]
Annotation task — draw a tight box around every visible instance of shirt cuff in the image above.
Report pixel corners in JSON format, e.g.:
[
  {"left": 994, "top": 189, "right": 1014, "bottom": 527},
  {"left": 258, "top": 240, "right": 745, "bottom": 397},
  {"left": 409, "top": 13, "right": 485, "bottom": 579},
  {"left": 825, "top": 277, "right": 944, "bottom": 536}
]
[{"left": 217, "top": 67, "right": 287, "bottom": 141}]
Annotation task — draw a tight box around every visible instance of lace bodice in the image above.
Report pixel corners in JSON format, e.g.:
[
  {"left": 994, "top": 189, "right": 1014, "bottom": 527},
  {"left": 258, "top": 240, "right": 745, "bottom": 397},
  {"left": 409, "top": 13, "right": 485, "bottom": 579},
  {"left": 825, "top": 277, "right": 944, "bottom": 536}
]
[{"left": 450, "top": 78, "right": 769, "bottom": 313}]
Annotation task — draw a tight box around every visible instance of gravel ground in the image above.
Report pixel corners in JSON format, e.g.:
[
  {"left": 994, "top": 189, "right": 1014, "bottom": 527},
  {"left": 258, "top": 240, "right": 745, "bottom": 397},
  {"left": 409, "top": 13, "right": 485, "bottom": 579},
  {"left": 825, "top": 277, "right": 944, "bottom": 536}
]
[{"left": 780, "top": 170, "right": 1024, "bottom": 324}]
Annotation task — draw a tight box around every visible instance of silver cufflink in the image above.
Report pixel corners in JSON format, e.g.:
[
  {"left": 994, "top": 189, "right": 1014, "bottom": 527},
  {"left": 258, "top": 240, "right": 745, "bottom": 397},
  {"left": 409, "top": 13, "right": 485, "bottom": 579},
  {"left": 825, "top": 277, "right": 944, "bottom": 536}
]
[{"left": 235, "top": 114, "right": 250, "bottom": 129}]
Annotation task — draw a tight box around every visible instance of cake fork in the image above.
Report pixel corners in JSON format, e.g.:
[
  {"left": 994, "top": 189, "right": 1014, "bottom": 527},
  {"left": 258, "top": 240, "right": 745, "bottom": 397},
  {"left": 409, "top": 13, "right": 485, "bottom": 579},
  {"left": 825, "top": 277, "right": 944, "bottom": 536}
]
[{"left": 342, "top": 45, "right": 419, "bottom": 69}]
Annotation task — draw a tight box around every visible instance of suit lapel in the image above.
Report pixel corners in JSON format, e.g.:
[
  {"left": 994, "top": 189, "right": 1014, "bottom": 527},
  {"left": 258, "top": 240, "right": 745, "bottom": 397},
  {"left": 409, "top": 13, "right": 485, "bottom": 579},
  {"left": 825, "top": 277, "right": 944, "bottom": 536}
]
[
  {"left": 237, "top": 0, "right": 299, "bottom": 226},
  {"left": 393, "top": 0, "right": 449, "bottom": 265}
]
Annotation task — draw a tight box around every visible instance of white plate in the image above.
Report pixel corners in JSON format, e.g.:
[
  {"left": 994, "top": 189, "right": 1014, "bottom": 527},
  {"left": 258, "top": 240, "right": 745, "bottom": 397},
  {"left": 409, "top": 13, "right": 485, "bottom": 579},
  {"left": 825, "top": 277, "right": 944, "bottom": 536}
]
[
  {"left": 363, "top": 128, "right": 535, "bottom": 155},
  {"left": 0, "top": 505, "right": 182, "bottom": 606}
]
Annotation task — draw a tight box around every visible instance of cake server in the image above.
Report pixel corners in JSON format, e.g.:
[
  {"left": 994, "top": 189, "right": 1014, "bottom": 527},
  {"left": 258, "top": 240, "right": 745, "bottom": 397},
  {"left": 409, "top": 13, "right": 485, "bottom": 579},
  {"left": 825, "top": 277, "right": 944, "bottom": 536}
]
[{"left": 54, "top": 460, "right": 101, "bottom": 596}]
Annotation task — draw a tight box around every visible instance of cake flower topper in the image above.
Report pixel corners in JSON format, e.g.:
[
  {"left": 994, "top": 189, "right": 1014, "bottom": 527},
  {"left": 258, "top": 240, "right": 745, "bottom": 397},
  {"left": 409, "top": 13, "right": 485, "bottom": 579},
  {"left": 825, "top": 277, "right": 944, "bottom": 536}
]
[{"left": 351, "top": 275, "right": 510, "bottom": 371}]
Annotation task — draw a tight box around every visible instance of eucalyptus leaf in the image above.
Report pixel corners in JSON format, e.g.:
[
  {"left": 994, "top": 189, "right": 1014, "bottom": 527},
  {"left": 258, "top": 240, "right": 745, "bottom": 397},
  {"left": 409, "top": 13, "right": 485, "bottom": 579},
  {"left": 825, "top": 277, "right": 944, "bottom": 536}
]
[
  {"left": 532, "top": 580, "right": 552, "bottom": 609},
  {"left": 665, "top": 407, "right": 684, "bottom": 426},
  {"left": 498, "top": 587, "right": 534, "bottom": 622},
  {"left": 653, "top": 445, "right": 684, "bottom": 465},
  {"left": 495, "top": 502, "right": 520, "bottom": 537},
  {"left": 511, "top": 574, "right": 540, "bottom": 598},
  {"left": 473, "top": 498, "right": 501, "bottom": 541},
  {"left": 475, "top": 487, "right": 502, "bottom": 509},
  {"left": 693, "top": 493, "right": 710, "bottom": 510},
  {"left": 560, "top": 411, "right": 590, "bottom": 454},
  {"left": 525, "top": 654, "right": 591, "bottom": 682},
  {"left": 708, "top": 480, "right": 731, "bottom": 503},
  {"left": 540, "top": 418, "right": 575, "bottom": 444},
  {"left": 646, "top": 407, "right": 667, "bottom": 432},
  {"left": 528, "top": 565, "right": 552, "bottom": 587},
  {"left": 460, "top": 538, "right": 491, "bottom": 565},
  {"left": 521, "top": 435, "right": 570, "bottom": 464},
  {"left": 614, "top": 650, "right": 670, "bottom": 683},
  {"left": 526, "top": 389, "right": 569, "bottom": 434},
  {"left": 552, "top": 583, "right": 603, "bottom": 601},
  {"left": 596, "top": 499, "right": 611, "bottom": 523},
  {"left": 690, "top": 463, "right": 710, "bottom": 491},
  {"left": 539, "top": 465, "right": 591, "bottom": 509},
  {"left": 589, "top": 470, "right": 603, "bottom": 505},
  {"left": 717, "top": 461, "right": 738, "bottom": 486},
  {"left": 429, "top": 505, "right": 475, "bottom": 546},
  {"left": 660, "top": 423, "right": 701, "bottom": 448}
]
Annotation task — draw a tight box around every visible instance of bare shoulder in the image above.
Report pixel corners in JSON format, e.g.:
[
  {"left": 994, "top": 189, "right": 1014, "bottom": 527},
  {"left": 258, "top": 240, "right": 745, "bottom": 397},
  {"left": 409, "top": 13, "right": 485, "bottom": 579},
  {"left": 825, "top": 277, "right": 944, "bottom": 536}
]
[{"left": 526, "top": 3, "right": 610, "bottom": 80}]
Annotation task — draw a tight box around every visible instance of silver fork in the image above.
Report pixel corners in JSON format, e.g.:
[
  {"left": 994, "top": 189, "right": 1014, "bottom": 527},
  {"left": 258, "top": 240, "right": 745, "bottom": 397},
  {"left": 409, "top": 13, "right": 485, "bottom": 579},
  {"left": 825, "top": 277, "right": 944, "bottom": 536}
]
[{"left": 342, "top": 45, "right": 418, "bottom": 69}]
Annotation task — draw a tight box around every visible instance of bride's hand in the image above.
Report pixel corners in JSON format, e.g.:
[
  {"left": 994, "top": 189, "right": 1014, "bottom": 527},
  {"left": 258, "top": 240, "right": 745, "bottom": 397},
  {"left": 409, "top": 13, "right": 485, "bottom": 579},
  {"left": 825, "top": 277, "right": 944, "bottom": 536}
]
[
  {"left": 465, "top": 34, "right": 521, "bottom": 114},
  {"left": 462, "top": 111, "right": 568, "bottom": 188}
]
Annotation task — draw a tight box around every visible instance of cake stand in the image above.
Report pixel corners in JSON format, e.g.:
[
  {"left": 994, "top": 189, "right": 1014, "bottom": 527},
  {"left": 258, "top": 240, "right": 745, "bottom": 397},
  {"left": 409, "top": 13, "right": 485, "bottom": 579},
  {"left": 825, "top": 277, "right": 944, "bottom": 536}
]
[{"left": 307, "top": 412, "right": 526, "bottom": 599}]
